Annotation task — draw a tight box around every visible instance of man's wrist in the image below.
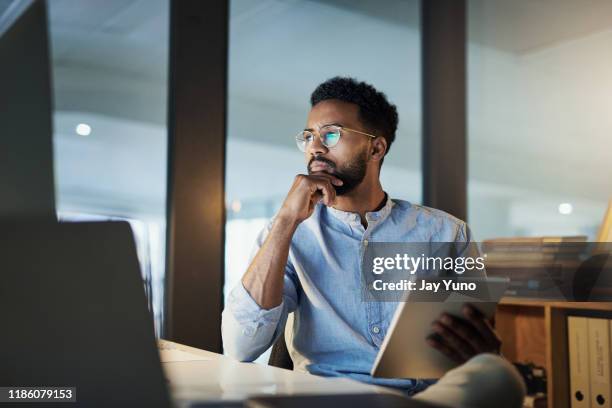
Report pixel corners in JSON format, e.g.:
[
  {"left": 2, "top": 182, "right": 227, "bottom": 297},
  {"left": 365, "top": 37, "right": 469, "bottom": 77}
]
[{"left": 274, "top": 212, "right": 301, "bottom": 231}]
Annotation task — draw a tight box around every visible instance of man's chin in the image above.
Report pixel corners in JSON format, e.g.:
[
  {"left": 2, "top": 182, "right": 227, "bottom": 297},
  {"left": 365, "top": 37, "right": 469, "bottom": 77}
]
[{"left": 334, "top": 182, "right": 356, "bottom": 196}]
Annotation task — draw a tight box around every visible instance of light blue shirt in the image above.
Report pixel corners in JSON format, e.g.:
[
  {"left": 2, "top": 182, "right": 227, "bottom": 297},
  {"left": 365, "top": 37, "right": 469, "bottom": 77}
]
[{"left": 222, "top": 196, "right": 474, "bottom": 394}]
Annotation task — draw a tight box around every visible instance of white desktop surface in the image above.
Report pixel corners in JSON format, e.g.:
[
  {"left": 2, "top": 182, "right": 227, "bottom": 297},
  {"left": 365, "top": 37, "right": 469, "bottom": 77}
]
[{"left": 158, "top": 340, "right": 394, "bottom": 405}]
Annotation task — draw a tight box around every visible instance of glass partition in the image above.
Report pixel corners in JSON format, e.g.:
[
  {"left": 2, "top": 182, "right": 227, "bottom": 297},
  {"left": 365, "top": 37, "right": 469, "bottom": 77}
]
[
  {"left": 49, "top": 0, "right": 169, "bottom": 335},
  {"left": 467, "top": 0, "right": 612, "bottom": 240}
]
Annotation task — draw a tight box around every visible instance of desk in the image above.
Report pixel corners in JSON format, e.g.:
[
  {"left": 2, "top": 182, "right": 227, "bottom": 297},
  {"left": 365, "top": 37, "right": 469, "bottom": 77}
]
[{"left": 158, "top": 340, "right": 395, "bottom": 406}]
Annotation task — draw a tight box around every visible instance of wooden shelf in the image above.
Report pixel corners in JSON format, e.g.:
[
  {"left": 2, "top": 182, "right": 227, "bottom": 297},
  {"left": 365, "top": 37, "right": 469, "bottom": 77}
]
[
  {"left": 495, "top": 297, "right": 612, "bottom": 408},
  {"left": 499, "top": 297, "right": 612, "bottom": 311}
]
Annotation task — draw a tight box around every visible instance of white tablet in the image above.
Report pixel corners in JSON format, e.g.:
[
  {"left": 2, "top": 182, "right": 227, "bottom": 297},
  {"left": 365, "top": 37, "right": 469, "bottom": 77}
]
[{"left": 371, "top": 277, "right": 508, "bottom": 379}]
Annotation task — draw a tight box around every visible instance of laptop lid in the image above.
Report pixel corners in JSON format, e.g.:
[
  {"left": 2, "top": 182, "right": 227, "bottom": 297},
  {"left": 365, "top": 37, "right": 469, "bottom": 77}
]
[{"left": 0, "top": 221, "right": 170, "bottom": 407}]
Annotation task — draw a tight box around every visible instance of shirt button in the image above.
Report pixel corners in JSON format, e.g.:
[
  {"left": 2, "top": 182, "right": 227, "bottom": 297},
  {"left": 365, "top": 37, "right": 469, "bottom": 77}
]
[
  {"left": 372, "top": 326, "right": 380, "bottom": 334},
  {"left": 363, "top": 239, "right": 369, "bottom": 246}
]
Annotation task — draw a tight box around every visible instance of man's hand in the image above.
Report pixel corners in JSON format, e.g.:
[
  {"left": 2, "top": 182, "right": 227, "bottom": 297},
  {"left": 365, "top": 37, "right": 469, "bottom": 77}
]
[
  {"left": 426, "top": 303, "right": 502, "bottom": 363},
  {"left": 277, "top": 173, "right": 343, "bottom": 226}
]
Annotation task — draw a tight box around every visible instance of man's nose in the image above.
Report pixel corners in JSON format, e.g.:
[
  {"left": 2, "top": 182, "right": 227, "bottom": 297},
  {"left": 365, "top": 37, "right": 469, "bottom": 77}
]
[{"left": 307, "top": 134, "right": 328, "bottom": 157}]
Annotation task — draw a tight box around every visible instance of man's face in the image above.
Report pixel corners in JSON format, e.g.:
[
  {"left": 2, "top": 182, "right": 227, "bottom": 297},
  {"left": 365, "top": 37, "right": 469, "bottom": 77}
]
[{"left": 304, "top": 100, "right": 372, "bottom": 195}]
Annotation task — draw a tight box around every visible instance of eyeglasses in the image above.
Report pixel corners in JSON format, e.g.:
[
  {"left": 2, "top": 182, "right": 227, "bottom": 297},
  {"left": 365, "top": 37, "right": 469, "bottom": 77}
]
[{"left": 295, "top": 124, "right": 377, "bottom": 152}]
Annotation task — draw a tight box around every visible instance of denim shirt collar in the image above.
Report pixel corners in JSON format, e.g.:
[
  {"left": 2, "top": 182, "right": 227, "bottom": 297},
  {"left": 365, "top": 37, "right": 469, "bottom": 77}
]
[{"left": 326, "top": 193, "right": 394, "bottom": 226}]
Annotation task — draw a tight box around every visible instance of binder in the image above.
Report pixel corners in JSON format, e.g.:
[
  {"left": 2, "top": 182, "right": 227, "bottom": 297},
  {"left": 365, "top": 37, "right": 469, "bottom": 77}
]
[
  {"left": 588, "top": 318, "right": 611, "bottom": 408},
  {"left": 569, "top": 316, "right": 590, "bottom": 408}
]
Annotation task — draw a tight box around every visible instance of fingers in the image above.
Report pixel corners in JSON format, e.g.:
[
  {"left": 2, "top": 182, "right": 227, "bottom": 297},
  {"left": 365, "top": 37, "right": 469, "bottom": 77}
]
[
  {"left": 426, "top": 334, "right": 465, "bottom": 364},
  {"left": 282, "top": 174, "right": 344, "bottom": 224},
  {"left": 426, "top": 306, "right": 503, "bottom": 364},
  {"left": 310, "top": 190, "right": 323, "bottom": 210},
  {"left": 306, "top": 175, "right": 341, "bottom": 206},
  {"left": 430, "top": 318, "right": 477, "bottom": 361},
  {"left": 305, "top": 178, "right": 335, "bottom": 206},
  {"left": 309, "top": 171, "right": 344, "bottom": 187},
  {"left": 428, "top": 306, "right": 503, "bottom": 364},
  {"left": 463, "top": 304, "right": 502, "bottom": 352},
  {"left": 289, "top": 173, "right": 343, "bottom": 216},
  {"left": 439, "top": 313, "right": 489, "bottom": 352},
  {"left": 315, "top": 181, "right": 335, "bottom": 206}
]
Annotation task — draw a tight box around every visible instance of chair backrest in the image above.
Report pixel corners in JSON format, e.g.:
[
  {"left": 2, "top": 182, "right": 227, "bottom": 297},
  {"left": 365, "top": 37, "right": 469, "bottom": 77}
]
[{"left": 268, "top": 333, "right": 293, "bottom": 370}]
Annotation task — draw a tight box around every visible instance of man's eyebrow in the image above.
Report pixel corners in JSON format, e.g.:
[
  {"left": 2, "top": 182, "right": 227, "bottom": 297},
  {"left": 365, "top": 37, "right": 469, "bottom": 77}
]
[{"left": 303, "top": 122, "right": 343, "bottom": 131}]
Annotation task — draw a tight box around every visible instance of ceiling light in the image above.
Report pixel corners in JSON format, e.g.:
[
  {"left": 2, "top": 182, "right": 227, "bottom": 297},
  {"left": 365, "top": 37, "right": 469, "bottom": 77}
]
[
  {"left": 558, "top": 203, "right": 573, "bottom": 215},
  {"left": 75, "top": 123, "right": 91, "bottom": 136}
]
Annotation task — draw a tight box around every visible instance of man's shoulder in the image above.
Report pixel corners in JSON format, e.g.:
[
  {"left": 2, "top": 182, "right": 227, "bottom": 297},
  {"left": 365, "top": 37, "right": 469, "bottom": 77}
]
[
  {"left": 390, "top": 199, "right": 468, "bottom": 240},
  {"left": 392, "top": 199, "right": 465, "bottom": 225}
]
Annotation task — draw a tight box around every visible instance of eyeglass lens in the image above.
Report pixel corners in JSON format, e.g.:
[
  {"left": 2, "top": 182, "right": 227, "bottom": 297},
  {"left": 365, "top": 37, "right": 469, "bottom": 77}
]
[{"left": 296, "top": 126, "right": 341, "bottom": 152}]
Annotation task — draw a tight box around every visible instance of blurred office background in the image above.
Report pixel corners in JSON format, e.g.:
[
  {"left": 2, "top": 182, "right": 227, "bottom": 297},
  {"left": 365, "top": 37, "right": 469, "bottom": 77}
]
[
  {"left": 467, "top": 0, "right": 612, "bottom": 241},
  {"left": 224, "top": 0, "right": 612, "bottom": 301},
  {"left": 2, "top": 0, "right": 608, "bottom": 338},
  {"left": 43, "top": 0, "right": 169, "bottom": 334}
]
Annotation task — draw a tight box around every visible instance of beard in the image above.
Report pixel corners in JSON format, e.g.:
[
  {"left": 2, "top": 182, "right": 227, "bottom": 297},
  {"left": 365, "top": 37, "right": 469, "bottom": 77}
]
[{"left": 307, "top": 149, "right": 368, "bottom": 196}]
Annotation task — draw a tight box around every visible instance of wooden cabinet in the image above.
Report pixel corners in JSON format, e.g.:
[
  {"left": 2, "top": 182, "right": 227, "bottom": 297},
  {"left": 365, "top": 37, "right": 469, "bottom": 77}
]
[{"left": 496, "top": 298, "right": 612, "bottom": 408}]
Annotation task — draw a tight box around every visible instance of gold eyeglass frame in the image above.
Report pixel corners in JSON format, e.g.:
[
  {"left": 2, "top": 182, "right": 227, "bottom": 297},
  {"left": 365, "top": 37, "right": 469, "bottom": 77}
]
[{"left": 295, "top": 124, "right": 377, "bottom": 152}]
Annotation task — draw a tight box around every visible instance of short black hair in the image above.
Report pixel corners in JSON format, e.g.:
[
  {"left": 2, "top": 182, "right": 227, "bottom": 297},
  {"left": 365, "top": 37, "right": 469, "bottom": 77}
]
[{"left": 310, "top": 76, "right": 398, "bottom": 160}]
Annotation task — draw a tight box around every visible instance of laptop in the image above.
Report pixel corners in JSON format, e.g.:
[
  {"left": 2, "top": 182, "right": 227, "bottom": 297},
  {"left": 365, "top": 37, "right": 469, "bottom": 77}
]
[{"left": 0, "top": 221, "right": 171, "bottom": 407}]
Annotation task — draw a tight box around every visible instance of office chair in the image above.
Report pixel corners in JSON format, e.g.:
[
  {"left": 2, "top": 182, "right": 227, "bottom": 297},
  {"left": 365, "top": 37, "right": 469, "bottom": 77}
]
[{"left": 268, "top": 334, "right": 293, "bottom": 370}]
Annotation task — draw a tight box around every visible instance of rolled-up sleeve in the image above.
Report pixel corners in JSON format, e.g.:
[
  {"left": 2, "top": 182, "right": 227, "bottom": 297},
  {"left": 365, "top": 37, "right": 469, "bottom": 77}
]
[{"left": 221, "top": 221, "right": 299, "bottom": 362}]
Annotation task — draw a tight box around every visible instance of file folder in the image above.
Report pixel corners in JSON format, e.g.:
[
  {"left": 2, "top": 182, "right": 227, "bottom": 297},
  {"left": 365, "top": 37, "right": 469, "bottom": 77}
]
[
  {"left": 569, "top": 316, "right": 590, "bottom": 408},
  {"left": 588, "top": 318, "right": 611, "bottom": 408}
]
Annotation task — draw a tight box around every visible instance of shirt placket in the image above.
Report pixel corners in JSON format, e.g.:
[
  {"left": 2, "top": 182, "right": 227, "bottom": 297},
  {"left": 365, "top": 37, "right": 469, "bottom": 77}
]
[{"left": 361, "top": 216, "right": 385, "bottom": 347}]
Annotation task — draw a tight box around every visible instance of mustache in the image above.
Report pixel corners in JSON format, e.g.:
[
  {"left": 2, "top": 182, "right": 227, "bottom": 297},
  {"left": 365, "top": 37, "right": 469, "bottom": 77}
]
[{"left": 308, "top": 156, "right": 336, "bottom": 171}]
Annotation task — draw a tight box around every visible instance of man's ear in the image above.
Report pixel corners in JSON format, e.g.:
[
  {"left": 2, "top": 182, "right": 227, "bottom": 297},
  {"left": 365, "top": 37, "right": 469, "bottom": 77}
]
[{"left": 371, "top": 137, "right": 387, "bottom": 162}]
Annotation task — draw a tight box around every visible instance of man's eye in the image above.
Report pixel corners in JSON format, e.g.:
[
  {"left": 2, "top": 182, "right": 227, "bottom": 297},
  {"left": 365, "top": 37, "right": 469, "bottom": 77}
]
[
  {"left": 323, "top": 132, "right": 340, "bottom": 144},
  {"left": 304, "top": 134, "right": 314, "bottom": 142}
]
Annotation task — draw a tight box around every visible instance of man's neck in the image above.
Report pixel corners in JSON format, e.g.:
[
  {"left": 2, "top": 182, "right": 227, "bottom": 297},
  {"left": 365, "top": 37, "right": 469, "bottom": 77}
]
[{"left": 332, "top": 180, "right": 386, "bottom": 225}]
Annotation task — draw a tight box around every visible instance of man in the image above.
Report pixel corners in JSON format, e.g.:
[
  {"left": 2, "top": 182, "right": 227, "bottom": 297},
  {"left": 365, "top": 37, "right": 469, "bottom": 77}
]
[{"left": 222, "top": 77, "right": 525, "bottom": 407}]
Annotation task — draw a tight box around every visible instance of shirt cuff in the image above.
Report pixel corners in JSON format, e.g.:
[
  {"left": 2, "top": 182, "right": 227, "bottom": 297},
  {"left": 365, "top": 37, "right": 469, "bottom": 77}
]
[{"left": 227, "top": 282, "right": 285, "bottom": 336}]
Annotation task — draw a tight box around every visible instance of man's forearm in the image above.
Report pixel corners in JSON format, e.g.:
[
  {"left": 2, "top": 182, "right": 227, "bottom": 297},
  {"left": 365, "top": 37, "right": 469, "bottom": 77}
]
[
  {"left": 241, "top": 215, "right": 298, "bottom": 309},
  {"left": 241, "top": 171, "right": 341, "bottom": 309}
]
